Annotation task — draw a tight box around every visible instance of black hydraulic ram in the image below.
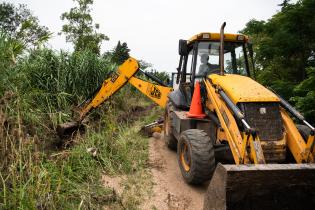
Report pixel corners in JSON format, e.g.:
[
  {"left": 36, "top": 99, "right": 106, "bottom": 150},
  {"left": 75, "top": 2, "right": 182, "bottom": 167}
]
[
  {"left": 275, "top": 92, "right": 315, "bottom": 133},
  {"left": 139, "top": 70, "right": 169, "bottom": 87},
  {"left": 218, "top": 88, "right": 256, "bottom": 134}
]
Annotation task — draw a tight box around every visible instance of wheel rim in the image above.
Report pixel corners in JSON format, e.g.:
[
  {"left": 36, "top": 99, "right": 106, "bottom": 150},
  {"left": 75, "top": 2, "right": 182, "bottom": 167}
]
[{"left": 180, "top": 142, "right": 191, "bottom": 172}]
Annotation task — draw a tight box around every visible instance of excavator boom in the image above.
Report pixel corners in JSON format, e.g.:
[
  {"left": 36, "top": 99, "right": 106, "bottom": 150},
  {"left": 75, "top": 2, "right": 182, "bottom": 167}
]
[{"left": 57, "top": 57, "right": 172, "bottom": 137}]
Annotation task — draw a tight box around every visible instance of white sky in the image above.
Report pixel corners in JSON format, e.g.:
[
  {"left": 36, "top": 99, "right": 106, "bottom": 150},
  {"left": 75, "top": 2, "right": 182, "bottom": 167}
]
[{"left": 7, "top": 0, "right": 289, "bottom": 72}]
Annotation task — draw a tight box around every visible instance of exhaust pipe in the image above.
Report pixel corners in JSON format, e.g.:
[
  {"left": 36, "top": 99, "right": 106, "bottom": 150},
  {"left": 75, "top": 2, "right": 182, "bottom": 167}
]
[{"left": 220, "top": 22, "right": 226, "bottom": 76}]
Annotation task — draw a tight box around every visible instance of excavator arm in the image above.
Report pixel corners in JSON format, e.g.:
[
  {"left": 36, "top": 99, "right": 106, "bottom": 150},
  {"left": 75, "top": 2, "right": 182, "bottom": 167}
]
[{"left": 57, "top": 57, "right": 172, "bottom": 137}]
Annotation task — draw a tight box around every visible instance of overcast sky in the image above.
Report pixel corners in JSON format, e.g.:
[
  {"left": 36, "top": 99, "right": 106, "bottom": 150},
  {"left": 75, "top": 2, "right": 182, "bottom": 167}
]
[{"left": 7, "top": 0, "right": 290, "bottom": 72}]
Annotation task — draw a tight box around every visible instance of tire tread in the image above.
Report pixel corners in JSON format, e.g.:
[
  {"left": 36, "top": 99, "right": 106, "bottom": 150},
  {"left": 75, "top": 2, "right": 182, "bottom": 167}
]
[{"left": 178, "top": 129, "right": 216, "bottom": 184}]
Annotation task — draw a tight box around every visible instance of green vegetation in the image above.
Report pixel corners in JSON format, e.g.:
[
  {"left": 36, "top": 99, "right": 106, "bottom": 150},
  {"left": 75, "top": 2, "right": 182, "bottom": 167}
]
[
  {"left": 60, "top": 0, "right": 108, "bottom": 54},
  {"left": 109, "top": 41, "right": 131, "bottom": 65},
  {"left": 0, "top": 2, "right": 164, "bottom": 209},
  {"left": 0, "top": 31, "right": 162, "bottom": 208},
  {"left": 241, "top": 0, "right": 315, "bottom": 123},
  {"left": 0, "top": 2, "right": 50, "bottom": 49}
]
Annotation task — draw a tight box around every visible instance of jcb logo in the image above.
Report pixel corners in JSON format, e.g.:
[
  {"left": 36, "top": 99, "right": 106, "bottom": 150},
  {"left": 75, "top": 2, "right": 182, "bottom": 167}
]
[
  {"left": 148, "top": 85, "right": 161, "bottom": 99},
  {"left": 110, "top": 72, "right": 119, "bottom": 83}
]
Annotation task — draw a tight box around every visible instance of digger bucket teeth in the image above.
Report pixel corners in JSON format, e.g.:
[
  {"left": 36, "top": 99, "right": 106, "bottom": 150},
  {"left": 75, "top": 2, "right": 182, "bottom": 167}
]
[{"left": 203, "top": 163, "right": 315, "bottom": 210}]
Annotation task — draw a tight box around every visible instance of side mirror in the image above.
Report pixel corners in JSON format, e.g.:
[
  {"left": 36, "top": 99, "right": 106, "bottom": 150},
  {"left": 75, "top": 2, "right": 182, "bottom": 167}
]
[{"left": 178, "top": 39, "right": 188, "bottom": 56}]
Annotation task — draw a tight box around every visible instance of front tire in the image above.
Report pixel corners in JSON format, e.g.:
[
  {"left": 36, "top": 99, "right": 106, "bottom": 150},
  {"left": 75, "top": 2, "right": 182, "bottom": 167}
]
[
  {"left": 177, "top": 129, "right": 215, "bottom": 184},
  {"left": 164, "top": 101, "right": 177, "bottom": 150}
]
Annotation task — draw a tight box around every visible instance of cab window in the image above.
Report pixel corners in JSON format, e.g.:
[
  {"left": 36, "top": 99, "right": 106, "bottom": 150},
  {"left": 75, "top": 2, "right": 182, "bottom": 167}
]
[{"left": 195, "top": 41, "right": 248, "bottom": 76}]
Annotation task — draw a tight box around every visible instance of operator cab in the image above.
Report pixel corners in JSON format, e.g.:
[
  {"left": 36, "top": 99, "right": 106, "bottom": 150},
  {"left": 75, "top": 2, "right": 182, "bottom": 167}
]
[{"left": 169, "top": 32, "right": 253, "bottom": 109}]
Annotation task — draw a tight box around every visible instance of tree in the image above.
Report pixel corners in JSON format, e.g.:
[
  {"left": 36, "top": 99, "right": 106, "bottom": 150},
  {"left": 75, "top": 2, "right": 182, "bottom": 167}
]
[
  {"left": 0, "top": 2, "right": 51, "bottom": 48},
  {"left": 60, "top": 0, "right": 108, "bottom": 54},
  {"left": 241, "top": 0, "right": 315, "bottom": 84},
  {"left": 278, "top": 0, "right": 290, "bottom": 10},
  {"left": 240, "top": 0, "right": 315, "bottom": 122},
  {"left": 138, "top": 60, "right": 152, "bottom": 71},
  {"left": 291, "top": 67, "right": 315, "bottom": 124},
  {"left": 0, "top": 32, "right": 25, "bottom": 65},
  {"left": 110, "top": 41, "right": 130, "bottom": 65}
]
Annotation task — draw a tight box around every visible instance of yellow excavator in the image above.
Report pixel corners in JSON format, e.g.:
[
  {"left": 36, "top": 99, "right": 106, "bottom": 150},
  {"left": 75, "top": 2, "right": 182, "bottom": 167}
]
[
  {"left": 57, "top": 23, "right": 315, "bottom": 210},
  {"left": 56, "top": 57, "right": 173, "bottom": 137}
]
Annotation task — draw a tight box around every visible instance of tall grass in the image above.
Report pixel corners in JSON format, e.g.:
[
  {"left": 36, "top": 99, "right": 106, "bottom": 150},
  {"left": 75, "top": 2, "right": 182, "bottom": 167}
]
[
  {"left": 0, "top": 33, "right": 157, "bottom": 209},
  {"left": 12, "top": 49, "right": 117, "bottom": 126}
]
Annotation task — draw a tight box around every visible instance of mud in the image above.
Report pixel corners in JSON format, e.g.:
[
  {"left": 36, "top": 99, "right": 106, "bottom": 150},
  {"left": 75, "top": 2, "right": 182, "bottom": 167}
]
[{"left": 142, "top": 133, "right": 207, "bottom": 210}]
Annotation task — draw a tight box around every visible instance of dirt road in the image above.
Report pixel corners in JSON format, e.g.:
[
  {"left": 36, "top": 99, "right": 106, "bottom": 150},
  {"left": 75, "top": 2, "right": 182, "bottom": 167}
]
[{"left": 142, "top": 133, "right": 208, "bottom": 210}]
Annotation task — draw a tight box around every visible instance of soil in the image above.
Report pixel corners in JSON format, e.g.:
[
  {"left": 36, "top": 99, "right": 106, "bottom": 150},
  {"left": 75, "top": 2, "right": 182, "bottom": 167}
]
[
  {"left": 101, "top": 132, "right": 207, "bottom": 210},
  {"left": 102, "top": 175, "right": 125, "bottom": 196},
  {"left": 142, "top": 132, "right": 208, "bottom": 210}
]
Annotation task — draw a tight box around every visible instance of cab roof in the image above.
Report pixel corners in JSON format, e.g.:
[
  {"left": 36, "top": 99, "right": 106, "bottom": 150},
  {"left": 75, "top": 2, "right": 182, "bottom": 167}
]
[{"left": 188, "top": 33, "right": 249, "bottom": 45}]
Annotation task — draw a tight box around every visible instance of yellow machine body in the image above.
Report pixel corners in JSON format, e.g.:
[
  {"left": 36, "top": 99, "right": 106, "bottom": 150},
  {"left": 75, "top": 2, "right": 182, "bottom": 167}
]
[
  {"left": 209, "top": 74, "right": 279, "bottom": 103},
  {"left": 128, "top": 76, "right": 171, "bottom": 108},
  {"left": 203, "top": 74, "right": 315, "bottom": 209},
  {"left": 175, "top": 28, "right": 315, "bottom": 209},
  {"left": 206, "top": 74, "right": 315, "bottom": 164},
  {"left": 188, "top": 32, "right": 248, "bottom": 44}
]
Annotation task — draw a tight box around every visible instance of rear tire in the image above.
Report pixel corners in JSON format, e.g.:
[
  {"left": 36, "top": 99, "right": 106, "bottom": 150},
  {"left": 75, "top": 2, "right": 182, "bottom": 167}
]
[
  {"left": 164, "top": 101, "right": 177, "bottom": 150},
  {"left": 177, "top": 129, "right": 216, "bottom": 184},
  {"left": 297, "top": 124, "right": 311, "bottom": 141}
]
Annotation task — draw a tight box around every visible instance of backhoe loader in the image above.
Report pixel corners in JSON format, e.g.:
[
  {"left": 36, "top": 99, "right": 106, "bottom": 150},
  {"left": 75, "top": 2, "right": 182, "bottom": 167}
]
[{"left": 57, "top": 23, "right": 315, "bottom": 210}]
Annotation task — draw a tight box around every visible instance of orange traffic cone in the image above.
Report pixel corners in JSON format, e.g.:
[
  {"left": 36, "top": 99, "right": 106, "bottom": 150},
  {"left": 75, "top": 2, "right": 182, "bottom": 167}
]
[{"left": 187, "top": 81, "right": 206, "bottom": 118}]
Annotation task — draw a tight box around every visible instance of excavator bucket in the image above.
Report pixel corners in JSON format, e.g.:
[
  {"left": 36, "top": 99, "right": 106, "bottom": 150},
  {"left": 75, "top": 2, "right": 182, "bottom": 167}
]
[
  {"left": 203, "top": 163, "right": 315, "bottom": 210},
  {"left": 57, "top": 121, "right": 81, "bottom": 138}
]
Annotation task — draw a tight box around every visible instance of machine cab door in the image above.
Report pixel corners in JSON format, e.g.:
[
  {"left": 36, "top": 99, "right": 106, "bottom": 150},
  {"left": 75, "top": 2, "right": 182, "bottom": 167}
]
[
  {"left": 167, "top": 40, "right": 195, "bottom": 109},
  {"left": 180, "top": 45, "right": 196, "bottom": 105}
]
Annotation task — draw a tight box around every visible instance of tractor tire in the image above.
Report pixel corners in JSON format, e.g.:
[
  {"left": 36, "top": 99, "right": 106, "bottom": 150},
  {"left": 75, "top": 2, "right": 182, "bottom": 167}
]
[
  {"left": 297, "top": 124, "right": 311, "bottom": 141},
  {"left": 177, "top": 129, "right": 216, "bottom": 184},
  {"left": 164, "top": 101, "right": 177, "bottom": 150}
]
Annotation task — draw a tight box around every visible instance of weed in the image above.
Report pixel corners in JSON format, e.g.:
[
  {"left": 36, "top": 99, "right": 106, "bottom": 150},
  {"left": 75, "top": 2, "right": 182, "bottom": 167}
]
[{"left": 0, "top": 32, "right": 164, "bottom": 209}]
